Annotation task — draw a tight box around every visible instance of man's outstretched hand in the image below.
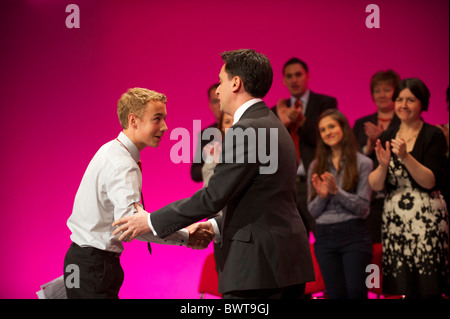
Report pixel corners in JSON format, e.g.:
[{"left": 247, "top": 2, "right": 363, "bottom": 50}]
[
  {"left": 112, "top": 203, "right": 151, "bottom": 242},
  {"left": 186, "top": 221, "right": 215, "bottom": 250},
  {"left": 113, "top": 204, "right": 215, "bottom": 249}
]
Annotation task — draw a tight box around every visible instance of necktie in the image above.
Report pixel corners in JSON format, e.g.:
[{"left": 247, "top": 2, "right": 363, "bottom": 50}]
[
  {"left": 290, "top": 99, "right": 303, "bottom": 163},
  {"left": 138, "top": 160, "right": 152, "bottom": 255},
  {"left": 137, "top": 161, "right": 145, "bottom": 208}
]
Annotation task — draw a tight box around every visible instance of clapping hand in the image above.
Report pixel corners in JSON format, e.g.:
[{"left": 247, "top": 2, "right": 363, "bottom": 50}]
[
  {"left": 321, "top": 172, "right": 338, "bottom": 195},
  {"left": 312, "top": 172, "right": 338, "bottom": 198},
  {"left": 374, "top": 139, "right": 391, "bottom": 168},
  {"left": 312, "top": 174, "right": 328, "bottom": 198},
  {"left": 364, "top": 122, "right": 384, "bottom": 143},
  {"left": 390, "top": 138, "right": 408, "bottom": 160},
  {"left": 203, "top": 140, "right": 222, "bottom": 164},
  {"left": 276, "top": 98, "right": 291, "bottom": 127},
  {"left": 363, "top": 122, "right": 384, "bottom": 154},
  {"left": 186, "top": 221, "right": 215, "bottom": 250},
  {"left": 277, "top": 98, "right": 306, "bottom": 130}
]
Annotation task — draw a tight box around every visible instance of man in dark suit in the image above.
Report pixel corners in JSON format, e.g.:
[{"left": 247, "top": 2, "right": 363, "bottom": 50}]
[
  {"left": 272, "top": 57, "right": 337, "bottom": 235},
  {"left": 113, "top": 49, "right": 315, "bottom": 299}
]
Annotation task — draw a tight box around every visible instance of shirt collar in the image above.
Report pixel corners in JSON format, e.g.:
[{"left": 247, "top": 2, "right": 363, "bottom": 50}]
[
  {"left": 290, "top": 89, "right": 310, "bottom": 111},
  {"left": 117, "top": 132, "right": 140, "bottom": 163},
  {"left": 232, "top": 98, "right": 263, "bottom": 125},
  {"left": 328, "top": 155, "right": 345, "bottom": 171}
]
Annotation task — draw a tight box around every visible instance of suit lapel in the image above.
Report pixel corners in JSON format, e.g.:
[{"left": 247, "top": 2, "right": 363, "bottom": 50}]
[{"left": 304, "top": 91, "right": 315, "bottom": 118}]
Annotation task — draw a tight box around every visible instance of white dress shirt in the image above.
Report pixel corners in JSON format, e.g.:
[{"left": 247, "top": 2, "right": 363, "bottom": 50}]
[
  {"left": 232, "top": 98, "right": 263, "bottom": 125},
  {"left": 290, "top": 89, "right": 310, "bottom": 176},
  {"left": 67, "top": 132, "right": 188, "bottom": 253}
]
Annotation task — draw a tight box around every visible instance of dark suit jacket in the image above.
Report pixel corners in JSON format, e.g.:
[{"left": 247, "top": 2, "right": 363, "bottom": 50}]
[
  {"left": 150, "top": 101, "right": 315, "bottom": 294},
  {"left": 272, "top": 91, "right": 337, "bottom": 174}
]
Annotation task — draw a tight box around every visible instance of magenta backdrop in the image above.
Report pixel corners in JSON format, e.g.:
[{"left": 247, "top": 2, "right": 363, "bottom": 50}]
[{"left": 0, "top": 0, "right": 448, "bottom": 299}]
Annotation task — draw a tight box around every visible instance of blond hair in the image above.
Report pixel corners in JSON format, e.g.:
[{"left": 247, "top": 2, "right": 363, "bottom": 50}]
[{"left": 117, "top": 88, "right": 167, "bottom": 129}]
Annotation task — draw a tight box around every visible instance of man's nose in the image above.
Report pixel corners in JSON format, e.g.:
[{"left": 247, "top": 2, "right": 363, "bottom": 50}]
[{"left": 161, "top": 121, "right": 168, "bottom": 132}]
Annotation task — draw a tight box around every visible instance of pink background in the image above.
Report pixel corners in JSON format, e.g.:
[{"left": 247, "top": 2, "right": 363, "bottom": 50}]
[{"left": 0, "top": 0, "right": 448, "bottom": 299}]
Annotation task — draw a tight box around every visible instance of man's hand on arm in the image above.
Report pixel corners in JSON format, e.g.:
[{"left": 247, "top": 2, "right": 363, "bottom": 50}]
[{"left": 112, "top": 203, "right": 150, "bottom": 242}]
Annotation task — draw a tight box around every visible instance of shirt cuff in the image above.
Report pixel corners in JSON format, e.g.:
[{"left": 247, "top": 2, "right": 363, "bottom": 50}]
[
  {"left": 136, "top": 226, "right": 189, "bottom": 246},
  {"left": 208, "top": 218, "right": 221, "bottom": 243},
  {"left": 178, "top": 228, "right": 189, "bottom": 246},
  {"left": 148, "top": 214, "right": 158, "bottom": 236}
]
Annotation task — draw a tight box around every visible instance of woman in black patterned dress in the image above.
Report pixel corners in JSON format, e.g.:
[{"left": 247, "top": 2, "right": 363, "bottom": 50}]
[{"left": 369, "top": 78, "right": 449, "bottom": 298}]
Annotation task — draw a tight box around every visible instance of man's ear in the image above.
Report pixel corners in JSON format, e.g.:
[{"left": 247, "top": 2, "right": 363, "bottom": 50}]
[
  {"left": 128, "top": 113, "right": 138, "bottom": 129},
  {"left": 305, "top": 73, "right": 311, "bottom": 86},
  {"left": 282, "top": 75, "right": 288, "bottom": 88},
  {"left": 232, "top": 76, "right": 243, "bottom": 93}
]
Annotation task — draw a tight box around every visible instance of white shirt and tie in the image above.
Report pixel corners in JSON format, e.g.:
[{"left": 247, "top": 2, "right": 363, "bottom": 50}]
[
  {"left": 67, "top": 132, "right": 188, "bottom": 253},
  {"left": 290, "top": 89, "right": 310, "bottom": 177}
]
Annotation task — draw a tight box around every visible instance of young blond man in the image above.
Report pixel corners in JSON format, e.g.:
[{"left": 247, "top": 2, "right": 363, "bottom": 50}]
[{"left": 64, "top": 88, "right": 213, "bottom": 299}]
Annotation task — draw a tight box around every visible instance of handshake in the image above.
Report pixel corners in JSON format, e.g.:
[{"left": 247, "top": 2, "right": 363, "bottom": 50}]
[
  {"left": 186, "top": 221, "right": 215, "bottom": 250},
  {"left": 112, "top": 203, "right": 215, "bottom": 250}
]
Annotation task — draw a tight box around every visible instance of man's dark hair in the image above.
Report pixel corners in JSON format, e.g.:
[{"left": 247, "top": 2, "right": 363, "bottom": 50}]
[
  {"left": 207, "top": 83, "right": 219, "bottom": 98},
  {"left": 220, "top": 49, "right": 273, "bottom": 98},
  {"left": 282, "top": 57, "right": 309, "bottom": 75}
]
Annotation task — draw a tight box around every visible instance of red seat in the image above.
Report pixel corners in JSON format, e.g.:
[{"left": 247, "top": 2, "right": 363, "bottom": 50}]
[
  {"left": 305, "top": 243, "right": 326, "bottom": 297},
  {"left": 198, "top": 252, "right": 222, "bottom": 298},
  {"left": 368, "top": 243, "right": 384, "bottom": 296}
]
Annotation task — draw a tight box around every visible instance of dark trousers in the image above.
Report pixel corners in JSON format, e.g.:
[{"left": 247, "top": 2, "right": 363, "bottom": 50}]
[
  {"left": 63, "top": 242, "right": 124, "bottom": 299},
  {"left": 314, "top": 219, "right": 372, "bottom": 299},
  {"left": 222, "top": 284, "right": 306, "bottom": 299}
]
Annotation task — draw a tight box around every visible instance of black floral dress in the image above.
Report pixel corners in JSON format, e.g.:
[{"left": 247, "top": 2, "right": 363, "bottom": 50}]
[{"left": 381, "top": 124, "right": 449, "bottom": 297}]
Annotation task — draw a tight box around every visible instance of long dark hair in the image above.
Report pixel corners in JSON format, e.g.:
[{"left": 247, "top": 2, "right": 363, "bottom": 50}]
[{"left": 310, "top": 109, "right": 359, "bottom": 200}]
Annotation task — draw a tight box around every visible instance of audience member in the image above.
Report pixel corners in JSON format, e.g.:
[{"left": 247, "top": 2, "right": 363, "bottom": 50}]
[
  {"left": 191, "top": 83, "right": 221, "bottom": 182},
  {"left": 436, "top": 86, "right": 450, "bottom": 296},
  {"left": 273, "top": 57, "right": 337, "bottom": 235},
  {"left": 201, "top": 112, "right": 234, "bottom": 187},
  {"left": 369, "top": 78, "right": 449, "bottom": 298},
  {"left": 307, "top": 109, "right": 373, "bottom": 299},
  {"left": 353, "top": 70, "right": 401, "bottom": 243},
  {"left": 435, "top": 86, "right": 449, "bottom": 208}
]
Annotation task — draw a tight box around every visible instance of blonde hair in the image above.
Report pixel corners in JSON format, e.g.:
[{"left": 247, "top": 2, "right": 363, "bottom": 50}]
[{"left": 117, "top": 88, "right": 167, "bottom": 129}]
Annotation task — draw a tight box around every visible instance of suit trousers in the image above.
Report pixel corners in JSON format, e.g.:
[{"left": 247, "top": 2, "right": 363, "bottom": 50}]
[
  {"left": 222, "top": 284, "right": 306, "bottom": 299},
  {"left": 63, "top": 242, "right": 124, "bottom": 299},
  {"left": 314, "top": 219, "right": 372, "bottom": 299}
]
